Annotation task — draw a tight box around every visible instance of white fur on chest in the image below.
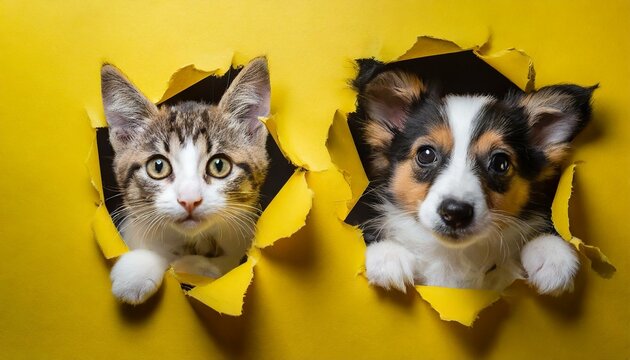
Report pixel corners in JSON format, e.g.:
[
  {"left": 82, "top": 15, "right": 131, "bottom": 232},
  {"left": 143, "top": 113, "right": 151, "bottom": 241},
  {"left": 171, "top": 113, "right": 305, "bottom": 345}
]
[
  {"left": 373, "top": 201, "right": 529, "bottom": 290},
  {"left": 120, "top": 215, "right": 252, "bottom": 264}
]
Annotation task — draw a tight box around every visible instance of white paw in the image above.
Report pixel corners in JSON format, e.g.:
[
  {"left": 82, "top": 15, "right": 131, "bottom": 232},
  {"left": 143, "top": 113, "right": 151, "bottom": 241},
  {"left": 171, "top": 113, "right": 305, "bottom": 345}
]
[
  {"left": 365, "top": 241, "right": 416, "bottom": 293},
  {"left": 521, "top": 234, "right": 579, "bottom": 296},
  {"left": 172, "top": 255, "right": 224, "bottom": 278},
  {"left": 110, "top": 249, "right": 168, "bottom": 305}
]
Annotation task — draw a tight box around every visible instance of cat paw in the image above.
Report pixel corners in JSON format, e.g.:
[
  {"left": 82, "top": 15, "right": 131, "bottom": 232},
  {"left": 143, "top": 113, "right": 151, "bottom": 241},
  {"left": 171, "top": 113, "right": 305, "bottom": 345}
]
[
  {"left": 110, "top": 249, "right": 168, "bottom": 305},
  {"left": 521, "top": 234, "right": 579, "bottom": 296},
  {"left": 365, "top": 241, "right": 416, "bottom": 293}
]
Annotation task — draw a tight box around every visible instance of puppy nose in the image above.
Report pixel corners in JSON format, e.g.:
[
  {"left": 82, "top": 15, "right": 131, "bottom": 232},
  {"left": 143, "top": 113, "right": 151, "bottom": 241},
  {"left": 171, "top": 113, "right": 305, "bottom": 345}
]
[
  {"left": 178, "top": 198, "right": 202, "bottom": 213},
  {"left": 438, "top": 199, "right": 474, "bottom": 229}
]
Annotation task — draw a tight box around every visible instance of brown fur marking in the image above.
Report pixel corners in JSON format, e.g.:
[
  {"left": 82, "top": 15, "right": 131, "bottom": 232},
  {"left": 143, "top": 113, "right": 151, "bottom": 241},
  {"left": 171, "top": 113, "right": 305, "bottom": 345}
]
[
  {"left": 488, "top": 176, "right": 530, "bottom": 216},
  {"left": 472, "top": 131, "right": 509, "bottom": 158},
  {"left": 408, "top": 125, "right": 454, "bottom": 158},
  {"left": 391, "top": 160, "right": 429, "bottom": 213}
]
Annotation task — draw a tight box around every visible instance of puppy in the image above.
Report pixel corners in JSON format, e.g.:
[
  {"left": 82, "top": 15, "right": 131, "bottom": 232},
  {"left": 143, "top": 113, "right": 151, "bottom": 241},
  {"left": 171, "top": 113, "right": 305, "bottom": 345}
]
[{"left": 355, "top": 68, "right": 595, "bottom": 295}]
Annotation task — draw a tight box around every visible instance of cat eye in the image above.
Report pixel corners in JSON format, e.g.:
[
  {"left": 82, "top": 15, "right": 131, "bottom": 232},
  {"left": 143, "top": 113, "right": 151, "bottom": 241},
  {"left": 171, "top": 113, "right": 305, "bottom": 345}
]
[
  {"left": 146, "top": 156, "right": 172, "bottom": 179},
  {"left": 207, "top": 155, "right": 232, "bottom": 178},
  {"left": 416, "top": 146, "right": 438, "bottom": 166},
  {"left": 489, "top": 153, "right": 510, "bottom": 174}
]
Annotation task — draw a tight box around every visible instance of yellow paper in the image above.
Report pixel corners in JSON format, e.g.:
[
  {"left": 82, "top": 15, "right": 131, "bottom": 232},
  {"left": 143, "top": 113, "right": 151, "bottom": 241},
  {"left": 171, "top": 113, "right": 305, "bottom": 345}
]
[
  {"left": 396, "top": 36, "right": 534, "bottom": 91},
  {"left": 92, "top": 204, "right": 128, "bottom": 259},
  {"left": 416, "top": 286, "right": 501, "bottom": 327},
  {"left": 477, "top": 48, "right": 535, "bottom": 91},
  {"left": 187, "top": 249, "right": 259, "bottom": 316},
  {"left": 2, "top": 1, "right": 628, "bottom": 358},
  {"left": 157, "top": 59, "right": 232, "bottom": 104},
  {"left": 552, "top": 164, "right": 616, "bottom": 277},
  {"left": 326, "top": 110, "right": 368, "bottom": 218},
  {"left": 254, "top": 171, "right": 313, "bottom": 248}
]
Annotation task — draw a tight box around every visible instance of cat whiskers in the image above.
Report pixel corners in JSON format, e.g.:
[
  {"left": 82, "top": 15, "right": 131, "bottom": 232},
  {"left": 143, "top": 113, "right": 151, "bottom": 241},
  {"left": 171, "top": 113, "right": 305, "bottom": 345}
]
[
  {"left": 215, "top": 202, "right": 259, "bottom": 249},
  {"left": 112, "top": 201, "right": 167, "bottom": 247}
]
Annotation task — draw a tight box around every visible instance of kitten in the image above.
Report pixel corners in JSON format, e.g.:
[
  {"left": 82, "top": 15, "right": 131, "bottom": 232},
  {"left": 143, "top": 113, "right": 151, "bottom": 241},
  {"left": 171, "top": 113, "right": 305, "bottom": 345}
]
[
  {"left": 101, "top": 58, "right": 270, "bottom": 305},
  {"left": 354, "top": 68, "right": 595, "bottom": 295}
]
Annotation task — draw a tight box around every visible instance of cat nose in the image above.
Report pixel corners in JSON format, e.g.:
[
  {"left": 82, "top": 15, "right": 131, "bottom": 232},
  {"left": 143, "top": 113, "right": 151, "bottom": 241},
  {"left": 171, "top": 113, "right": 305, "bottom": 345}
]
[
  {"left": 178, "top": 198, "right": 202, "bottom": 213},
  {"left": 438, "top": 199, "right": 474, "bottom": 229}
]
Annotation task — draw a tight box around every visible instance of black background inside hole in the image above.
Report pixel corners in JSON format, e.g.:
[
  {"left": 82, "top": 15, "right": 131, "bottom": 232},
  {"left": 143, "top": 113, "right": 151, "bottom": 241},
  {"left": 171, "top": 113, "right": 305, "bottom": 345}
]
[
  {"left": 97, "top": 67, "right": 294, "bottom": 226},
  {"left": 345, "top": 51, "right": 523, "bottom": 232}
]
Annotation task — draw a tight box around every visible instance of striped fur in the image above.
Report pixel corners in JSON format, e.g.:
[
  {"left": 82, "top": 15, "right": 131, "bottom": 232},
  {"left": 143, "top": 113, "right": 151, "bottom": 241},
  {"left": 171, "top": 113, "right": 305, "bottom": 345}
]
[{"left": 102, "top": 58, "right": 270, "bottom": 304}]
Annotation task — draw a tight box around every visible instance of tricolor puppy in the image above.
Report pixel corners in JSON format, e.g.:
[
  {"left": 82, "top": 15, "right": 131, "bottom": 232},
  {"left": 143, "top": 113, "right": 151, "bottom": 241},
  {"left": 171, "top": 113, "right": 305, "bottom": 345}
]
[{"left": 357, "top": 69, "right": 595, "bottom": 295}]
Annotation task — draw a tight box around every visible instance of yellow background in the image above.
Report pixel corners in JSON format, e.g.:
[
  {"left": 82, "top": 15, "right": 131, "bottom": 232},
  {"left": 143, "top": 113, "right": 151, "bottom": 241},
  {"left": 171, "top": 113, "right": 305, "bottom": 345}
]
[{"left": 1, "top": 1, "right": 628, "bottom": 359}]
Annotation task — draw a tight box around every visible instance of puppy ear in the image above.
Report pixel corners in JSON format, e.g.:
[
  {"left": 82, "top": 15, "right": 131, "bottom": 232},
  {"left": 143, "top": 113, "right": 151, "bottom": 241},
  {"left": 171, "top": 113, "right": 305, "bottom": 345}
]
[
  {"left": 360, "top": 70, "right": 425, "bottom": 172},
  {"left": 521, "top": 84, "right": 596, "bottom": 164},
  {"left": 101, "top": 64, "right": 158, "bottom": 151},
  {"left": 218, "top": 57, "right": 270, "bottom": 144}
]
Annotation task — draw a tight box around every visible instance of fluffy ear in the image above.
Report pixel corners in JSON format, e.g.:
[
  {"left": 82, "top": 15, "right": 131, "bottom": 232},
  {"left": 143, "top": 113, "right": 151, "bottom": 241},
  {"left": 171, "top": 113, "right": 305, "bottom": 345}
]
[
  {"left": 101, "top": 64, "right": 158, "bottom": 151},
  {"left": 218, "top": 57, "right": 270, "bottom": 143},
  {"left": 521, "top": 84, "right": 597, "bottom": 164},
  {"left": 360, "top": 70, "right": 424, "bottom": 172}
]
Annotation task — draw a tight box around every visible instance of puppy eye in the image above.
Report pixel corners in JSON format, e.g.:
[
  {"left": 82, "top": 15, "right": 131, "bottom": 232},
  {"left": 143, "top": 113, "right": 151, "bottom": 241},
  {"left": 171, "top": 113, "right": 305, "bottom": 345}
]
[
  {"left": 207, "top": 155, "right": 232, "bottom": 178},
  {"left": 416, "top": 146, "right": 438, "bottom": 165},
  {"left": 146, "top": 156, "right": 172, "bottom": 180},
  {"left": 489, "top": 153, "right": 510, "bottom": 174}
]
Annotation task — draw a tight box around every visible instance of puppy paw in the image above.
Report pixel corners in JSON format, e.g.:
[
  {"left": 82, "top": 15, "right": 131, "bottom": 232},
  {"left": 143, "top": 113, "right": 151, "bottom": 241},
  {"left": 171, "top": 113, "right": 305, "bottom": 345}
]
[
  {"left": 365, "top": 241, "right": 416, "bottom": 293},
  {"left": 110, "top": 249, "right": 168, "bottom": 305},
  {"left": 521, "top": 234, "right": 579, "bottom": 296}
]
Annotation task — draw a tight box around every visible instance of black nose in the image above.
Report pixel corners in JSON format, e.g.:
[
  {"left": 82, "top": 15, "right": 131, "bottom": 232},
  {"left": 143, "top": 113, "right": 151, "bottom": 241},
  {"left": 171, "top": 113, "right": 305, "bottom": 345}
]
[{"left": 438, "top": 199, "right": 474, "bottom": 229}]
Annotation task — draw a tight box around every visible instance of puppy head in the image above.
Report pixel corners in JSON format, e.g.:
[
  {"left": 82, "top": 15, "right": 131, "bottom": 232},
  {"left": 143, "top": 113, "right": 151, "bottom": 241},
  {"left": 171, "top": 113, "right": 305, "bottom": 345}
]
[{"left": 360, "top": 69, "right": 595, "bottom": 247}]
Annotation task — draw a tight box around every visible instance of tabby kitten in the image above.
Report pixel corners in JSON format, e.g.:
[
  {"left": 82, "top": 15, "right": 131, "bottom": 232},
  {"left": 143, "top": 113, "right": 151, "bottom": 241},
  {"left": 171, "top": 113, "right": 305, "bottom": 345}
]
[{"left": 101, "top": 58, "right": 270, "bottom": 305}]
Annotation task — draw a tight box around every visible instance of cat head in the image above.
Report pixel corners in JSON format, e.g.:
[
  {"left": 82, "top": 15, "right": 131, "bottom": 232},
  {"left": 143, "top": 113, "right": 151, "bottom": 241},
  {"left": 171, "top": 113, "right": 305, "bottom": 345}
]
[
  {"left": 359, "top": 69, "right": 595, "bottom": 247},
  {"left": 101, "top": 58, "right": 271, "bottom": 236}
]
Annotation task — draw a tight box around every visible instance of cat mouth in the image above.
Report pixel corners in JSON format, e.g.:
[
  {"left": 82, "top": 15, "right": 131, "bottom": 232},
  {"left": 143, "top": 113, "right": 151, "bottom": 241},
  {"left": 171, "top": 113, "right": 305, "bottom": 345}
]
[{"left": 177, "top": 214, "right": 202, "bottom": 227}]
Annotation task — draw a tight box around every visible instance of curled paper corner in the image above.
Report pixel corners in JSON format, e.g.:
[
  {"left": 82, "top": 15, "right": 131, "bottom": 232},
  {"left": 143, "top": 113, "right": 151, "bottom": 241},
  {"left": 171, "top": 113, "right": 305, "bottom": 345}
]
[
  {"left": 157, "top": 52, "right": 235, "bottom": 104},
  {"left": 187, "top": 248, "right": 259, "bottom": 316},
  {"left": 326, "top": 110, "right": 369, "bottom": 219},
  {"left": 475, "top": 47, "right": 535, "bottom": 92},
  {"left": 552, "top": 164, "right": 616, "bottom": 277},
  {"left": 415, "top": 286, "right": 502, "bottom": 327},
  {"left": 92, "top": 204, "right": 128, "bottom": 259},
  {"left": 254, "top": 170, "right": 313, "bottom": 249},
  {"left": 261, "top": 115, "right": 293, "bottom": 165},
  {"left": 397, "top": 35, "right": 535, "bottom": 92},
  {"left": 260, "top": 116, "right": 279, "bottom": 151}
]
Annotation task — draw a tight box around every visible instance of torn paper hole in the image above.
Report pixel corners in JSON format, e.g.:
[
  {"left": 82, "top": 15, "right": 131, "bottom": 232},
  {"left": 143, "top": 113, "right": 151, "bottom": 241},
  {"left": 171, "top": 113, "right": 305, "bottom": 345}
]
[
  {"left": 87, "top": 58, "right": 311, "bottom": 315},
  {"left": 328, "top": 35, "right": 612, "bottom": 326}
]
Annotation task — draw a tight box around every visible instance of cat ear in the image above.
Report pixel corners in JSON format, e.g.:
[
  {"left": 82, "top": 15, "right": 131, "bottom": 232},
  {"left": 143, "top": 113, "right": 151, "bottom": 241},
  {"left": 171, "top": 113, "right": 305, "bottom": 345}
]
[
  {"left": 101, "top": 64, "right": 158, "bottom": 151},
  {"left": 520, "top": 84, "right": 597, "bottom": 164},
  {"left": 218, "top": 57, "right": 270, "bottom": 141},
  {"left": 360, "top": 70, "right": 425, "bottom": 172}
]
